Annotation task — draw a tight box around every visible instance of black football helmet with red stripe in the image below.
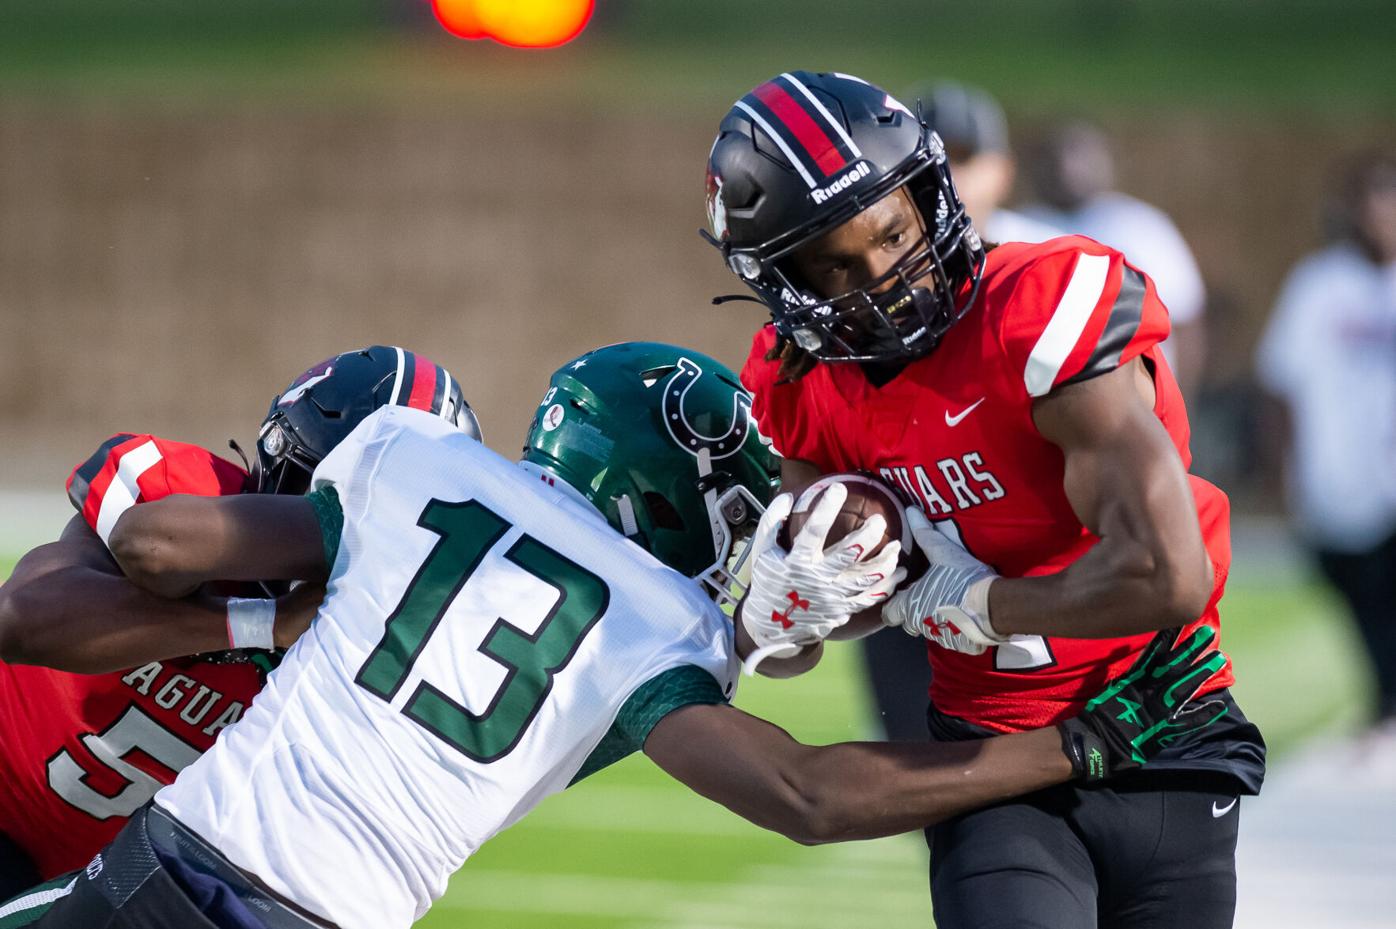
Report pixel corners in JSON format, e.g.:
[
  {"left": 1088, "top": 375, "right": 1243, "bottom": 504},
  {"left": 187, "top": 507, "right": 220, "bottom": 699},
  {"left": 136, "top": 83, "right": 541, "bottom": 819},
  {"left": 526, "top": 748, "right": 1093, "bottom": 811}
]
[
  {"left": 704, "top": 70, "right": 985, "bottom": 363},
  {"left": 254, "top": 345, "right": 481, "bottom": 495}
]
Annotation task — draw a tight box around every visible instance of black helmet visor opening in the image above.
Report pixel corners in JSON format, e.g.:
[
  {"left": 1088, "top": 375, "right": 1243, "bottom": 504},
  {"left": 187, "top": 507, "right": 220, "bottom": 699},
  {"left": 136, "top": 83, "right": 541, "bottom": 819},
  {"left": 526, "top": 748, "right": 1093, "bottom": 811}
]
[
  {"left": 720, "top": 131, "right": 986, "bottom": 363},
  {"left": 767, "top": 199, "right": 982, "bottom": 363}
]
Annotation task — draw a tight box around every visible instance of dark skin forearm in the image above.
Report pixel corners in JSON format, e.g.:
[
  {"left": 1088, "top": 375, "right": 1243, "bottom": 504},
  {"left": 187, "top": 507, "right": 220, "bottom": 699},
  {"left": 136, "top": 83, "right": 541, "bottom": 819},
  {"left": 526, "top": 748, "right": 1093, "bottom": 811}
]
[
  {"left": 108, "top": 493, "right": 327, "bottom": 598},
  {"left": 986, "top": 359, "right": 1214, "bottom": 639},
  {"left": 646, "top": 703, "right": 1070, "bottom": 844},
  {"left": 0, "top": 516, "right": 318, "bottom": 673}
]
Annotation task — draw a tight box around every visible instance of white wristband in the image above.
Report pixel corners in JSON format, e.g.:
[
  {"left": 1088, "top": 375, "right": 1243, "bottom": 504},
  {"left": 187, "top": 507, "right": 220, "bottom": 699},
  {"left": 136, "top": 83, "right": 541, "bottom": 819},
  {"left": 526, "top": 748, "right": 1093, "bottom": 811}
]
[{"left": 226, "top": 597, "right": 277, "bottom": 651}]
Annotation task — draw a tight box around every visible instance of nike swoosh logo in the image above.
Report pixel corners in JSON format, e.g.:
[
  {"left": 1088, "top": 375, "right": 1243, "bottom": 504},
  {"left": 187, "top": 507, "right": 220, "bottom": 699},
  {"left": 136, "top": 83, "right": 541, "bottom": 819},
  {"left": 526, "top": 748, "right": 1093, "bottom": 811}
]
[
  {"left": 1211, "top": 797, "right": 1238, "bottom": 818},
  {"left": 945, "top": 397, "right": 986, "bottom": 427}
]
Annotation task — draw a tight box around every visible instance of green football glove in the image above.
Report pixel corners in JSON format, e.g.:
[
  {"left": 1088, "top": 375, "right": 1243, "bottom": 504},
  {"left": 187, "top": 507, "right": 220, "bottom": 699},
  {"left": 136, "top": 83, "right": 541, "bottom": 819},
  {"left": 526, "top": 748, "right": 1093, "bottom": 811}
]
[{"left": 1059, "top": 626, "right": 1230, "bottom": 782}]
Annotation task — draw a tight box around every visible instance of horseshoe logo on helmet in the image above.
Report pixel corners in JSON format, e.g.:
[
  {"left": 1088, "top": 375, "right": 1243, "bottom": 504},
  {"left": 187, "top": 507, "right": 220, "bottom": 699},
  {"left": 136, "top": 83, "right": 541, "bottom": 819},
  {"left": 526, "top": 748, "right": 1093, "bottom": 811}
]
[{"left": 661, "top": 358, "right": 752, "bottom": 460}]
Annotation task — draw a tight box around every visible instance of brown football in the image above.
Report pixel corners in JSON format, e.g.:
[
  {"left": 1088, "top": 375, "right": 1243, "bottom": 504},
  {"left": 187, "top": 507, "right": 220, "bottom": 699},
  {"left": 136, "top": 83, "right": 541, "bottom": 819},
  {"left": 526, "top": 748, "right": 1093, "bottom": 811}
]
[{"left": 777, "top": 473, "right": 925, "bottom": 641}]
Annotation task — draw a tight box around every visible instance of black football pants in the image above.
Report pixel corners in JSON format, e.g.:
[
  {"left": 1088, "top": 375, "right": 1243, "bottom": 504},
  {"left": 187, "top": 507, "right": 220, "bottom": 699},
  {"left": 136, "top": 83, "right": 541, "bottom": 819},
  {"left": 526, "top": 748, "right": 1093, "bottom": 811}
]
[
  {"left": 0, "top": 832, "right": 41, "bottom": 904},
  {"left": 859, "top": 626, "right": 932, "bottom": 741},
  {"left": 1316, "top": 532, "right": 1396, "bottom": 721},
  {"left": 927, "top": 778, "right": 1241, "bottom": 929},
  {"left": 19, "top": 806, "right": 325, "bottom": 929}
]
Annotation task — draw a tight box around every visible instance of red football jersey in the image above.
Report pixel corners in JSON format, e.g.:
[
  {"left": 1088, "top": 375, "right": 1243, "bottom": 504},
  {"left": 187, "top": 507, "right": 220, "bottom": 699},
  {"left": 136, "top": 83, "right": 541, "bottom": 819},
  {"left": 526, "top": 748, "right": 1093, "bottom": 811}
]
[
  {"left": 0, "top": 435, "right": 262, "bottom": 877},
  {"left": 743, "top": 236, "right": 1234, "bottom": 733}
]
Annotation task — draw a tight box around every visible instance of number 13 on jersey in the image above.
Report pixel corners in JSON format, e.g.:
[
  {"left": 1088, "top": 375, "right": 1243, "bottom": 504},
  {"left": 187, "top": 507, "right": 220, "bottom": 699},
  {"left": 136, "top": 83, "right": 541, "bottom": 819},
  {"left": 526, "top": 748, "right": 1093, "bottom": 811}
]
[{"left": 354, "top": 499, "right": 610, "bottom": 762}]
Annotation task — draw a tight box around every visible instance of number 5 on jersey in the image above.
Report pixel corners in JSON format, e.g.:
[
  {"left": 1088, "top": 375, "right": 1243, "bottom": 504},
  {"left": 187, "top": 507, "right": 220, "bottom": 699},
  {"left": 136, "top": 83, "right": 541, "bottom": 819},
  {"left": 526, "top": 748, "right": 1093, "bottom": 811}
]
[{"left": 354, "top": 499, "right": 609, "bottom": 762}]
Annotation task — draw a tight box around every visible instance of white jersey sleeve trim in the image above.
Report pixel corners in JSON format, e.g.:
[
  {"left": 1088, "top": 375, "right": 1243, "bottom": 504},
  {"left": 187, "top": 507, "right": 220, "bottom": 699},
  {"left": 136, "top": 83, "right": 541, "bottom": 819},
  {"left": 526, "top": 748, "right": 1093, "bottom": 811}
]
[
  {"left": 95, "top": 439, "right": 164, "bottom": 545},
  {"left": 0, "top": 876, "right": 77, "bottom": 919},
  {"left": 1023, "top": 252, "right": 1111, "bottom": 398}
]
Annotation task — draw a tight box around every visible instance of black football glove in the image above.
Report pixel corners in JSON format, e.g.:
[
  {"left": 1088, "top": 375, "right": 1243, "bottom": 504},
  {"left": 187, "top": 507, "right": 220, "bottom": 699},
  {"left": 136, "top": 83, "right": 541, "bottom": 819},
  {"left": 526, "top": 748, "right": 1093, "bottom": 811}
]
[{"left": 1059, "top": 626, "right": 1230, "bottom": 782}]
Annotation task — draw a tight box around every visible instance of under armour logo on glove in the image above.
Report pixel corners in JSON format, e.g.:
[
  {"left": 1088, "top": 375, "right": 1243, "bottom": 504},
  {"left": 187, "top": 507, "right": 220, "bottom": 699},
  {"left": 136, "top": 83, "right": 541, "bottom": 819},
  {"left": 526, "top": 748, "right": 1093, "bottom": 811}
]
[
  {"left": 740, "top": 485, "right": 905, "bottom": 675},
  {"left": 883, "top": 508, "right": 1007, "bottom": 655},
  {"left": 918, "top": 606, "right": 1001, "bottom": 655},
  {"left": 923, "top": 614, "right": 963, "bottom": 639},
  {"left": 772, "top": 590, "right": 811, "bottom": 629}
]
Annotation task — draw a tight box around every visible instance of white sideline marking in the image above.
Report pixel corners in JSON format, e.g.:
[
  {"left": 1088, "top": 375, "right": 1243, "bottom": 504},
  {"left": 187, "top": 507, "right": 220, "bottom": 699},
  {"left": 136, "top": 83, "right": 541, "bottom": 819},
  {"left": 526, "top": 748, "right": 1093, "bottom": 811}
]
[{"left": 1235, "top": 734, "right": 1396, "bottom": 929}]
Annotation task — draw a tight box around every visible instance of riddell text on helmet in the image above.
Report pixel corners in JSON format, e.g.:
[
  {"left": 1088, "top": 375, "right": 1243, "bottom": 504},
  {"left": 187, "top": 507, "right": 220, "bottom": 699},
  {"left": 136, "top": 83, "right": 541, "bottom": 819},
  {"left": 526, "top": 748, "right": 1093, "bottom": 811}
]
[{"left": 810, "top": 160, "right": 871, "bottom": 204}]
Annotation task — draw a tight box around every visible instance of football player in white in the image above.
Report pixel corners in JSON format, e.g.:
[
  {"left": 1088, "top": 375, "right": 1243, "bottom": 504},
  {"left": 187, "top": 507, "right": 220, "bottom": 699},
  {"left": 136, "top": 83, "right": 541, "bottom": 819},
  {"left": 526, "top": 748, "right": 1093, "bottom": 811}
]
[{"left": 2, "top": 343, "right": 1227, "bottom": 929}]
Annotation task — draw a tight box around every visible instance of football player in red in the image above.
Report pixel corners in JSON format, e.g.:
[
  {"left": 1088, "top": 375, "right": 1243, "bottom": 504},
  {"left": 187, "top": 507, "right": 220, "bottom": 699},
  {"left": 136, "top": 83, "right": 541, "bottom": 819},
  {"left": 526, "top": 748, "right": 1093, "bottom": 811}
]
[
  {"left": 704, "top": 71, "right": 1265, "bottom": 929},
  {"left": 0, "top": 346, "right": 479, "bottom": 897}
]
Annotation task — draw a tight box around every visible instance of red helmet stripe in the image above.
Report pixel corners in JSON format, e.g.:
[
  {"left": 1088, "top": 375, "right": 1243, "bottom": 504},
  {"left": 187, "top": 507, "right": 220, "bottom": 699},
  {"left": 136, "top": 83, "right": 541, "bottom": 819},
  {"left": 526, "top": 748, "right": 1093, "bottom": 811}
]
[
  {"left": 751, "top": 80, "right": 846, "bottom": 176},
  {"left": 406, "top": 355, "right": 440, "bottom": 412}
]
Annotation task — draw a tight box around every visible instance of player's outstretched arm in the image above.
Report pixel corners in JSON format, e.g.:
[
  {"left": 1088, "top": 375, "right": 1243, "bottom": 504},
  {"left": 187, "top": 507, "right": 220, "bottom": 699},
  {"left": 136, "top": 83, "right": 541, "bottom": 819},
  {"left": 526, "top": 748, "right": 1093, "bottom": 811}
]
[
  {"left": 990, "top": 358, "right": 1214, "bottom": 639},
  {"left": 0, "top": 516, "right": 321, "bottom": 672},
  {"left": 107, "top": 493, "right": 327, "bottom": 599},
  {"left": 646, "top": 704, "right": 1068, "bottom": 844},
  {"left": 644, "top": 626, "right": 1227, "bottom": 844}
]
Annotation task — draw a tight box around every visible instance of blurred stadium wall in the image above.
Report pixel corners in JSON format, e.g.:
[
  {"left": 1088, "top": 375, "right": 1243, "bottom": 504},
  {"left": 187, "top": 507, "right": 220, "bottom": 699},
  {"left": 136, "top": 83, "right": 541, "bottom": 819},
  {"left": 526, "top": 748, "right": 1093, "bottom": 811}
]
[{"left": 1, "top": 0, "right": 1393, "bottom": 498}]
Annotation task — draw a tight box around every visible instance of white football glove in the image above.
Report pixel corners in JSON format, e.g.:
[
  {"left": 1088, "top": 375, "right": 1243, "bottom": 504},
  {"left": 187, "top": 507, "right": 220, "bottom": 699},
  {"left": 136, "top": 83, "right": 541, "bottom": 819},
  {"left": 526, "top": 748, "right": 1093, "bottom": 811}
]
[
  {"left": 882, "top": 507, "right": 1007, "bottom": 655},
  {"left": 740, "top": 483, "right": 905, "bottom": 674}
]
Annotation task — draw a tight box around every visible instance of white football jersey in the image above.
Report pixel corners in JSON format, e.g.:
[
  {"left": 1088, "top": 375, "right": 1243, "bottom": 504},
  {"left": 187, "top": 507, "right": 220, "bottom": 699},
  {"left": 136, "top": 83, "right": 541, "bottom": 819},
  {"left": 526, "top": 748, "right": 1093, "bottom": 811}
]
[{"left": 157, "top": 406, "right": 738, "bottom": 929}]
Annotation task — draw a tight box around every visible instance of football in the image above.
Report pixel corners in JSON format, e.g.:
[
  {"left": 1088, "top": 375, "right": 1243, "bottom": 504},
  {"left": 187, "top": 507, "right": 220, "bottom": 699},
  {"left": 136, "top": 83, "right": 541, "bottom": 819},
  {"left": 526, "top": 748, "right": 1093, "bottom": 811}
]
[
  {"left": 778, "top": 473, "right": 923, "bottom": 640},
  {"left": 778, "top": 472, "right": 910, "bottom": 558}
]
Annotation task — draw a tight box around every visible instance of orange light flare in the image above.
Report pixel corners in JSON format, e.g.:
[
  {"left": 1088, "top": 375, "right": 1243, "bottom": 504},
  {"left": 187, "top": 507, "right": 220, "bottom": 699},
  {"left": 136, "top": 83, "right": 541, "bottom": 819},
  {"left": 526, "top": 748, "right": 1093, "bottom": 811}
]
[
  {"left": 430, "top": 0, "right": 488, "bottom": 40},
  {"left": 433, "top": 0, "right": 596, "bottom": 49}
]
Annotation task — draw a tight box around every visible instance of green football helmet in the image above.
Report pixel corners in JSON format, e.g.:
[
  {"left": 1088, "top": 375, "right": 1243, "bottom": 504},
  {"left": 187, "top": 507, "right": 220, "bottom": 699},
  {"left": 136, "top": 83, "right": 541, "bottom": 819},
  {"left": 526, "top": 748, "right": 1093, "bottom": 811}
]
[{"left": 522, "top": 342, "right": 778, "bottom": 608}]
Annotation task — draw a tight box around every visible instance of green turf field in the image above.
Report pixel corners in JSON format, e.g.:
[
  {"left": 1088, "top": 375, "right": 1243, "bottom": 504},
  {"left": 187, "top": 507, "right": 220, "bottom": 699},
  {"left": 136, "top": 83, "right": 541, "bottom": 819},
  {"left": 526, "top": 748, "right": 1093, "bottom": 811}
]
[
  {"left": 416, "top": 577, "right": 1366, "bottom": 928},
  {"left": 0, "top": 553, "right": 1368, "bottom": 927}
]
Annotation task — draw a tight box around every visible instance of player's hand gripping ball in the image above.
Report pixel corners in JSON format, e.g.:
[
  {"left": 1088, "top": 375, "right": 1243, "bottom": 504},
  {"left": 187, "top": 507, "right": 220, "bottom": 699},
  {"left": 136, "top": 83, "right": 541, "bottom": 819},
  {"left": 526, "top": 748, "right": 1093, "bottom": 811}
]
[
  {"left": 740, "top": 474, "right": 909, "bottom": 674},
  {"left": 778, "top": 474, "right": 927, "bottom": 638},
  {"left": 882, "top": 507, "right": 1007, "bottom": 654}
]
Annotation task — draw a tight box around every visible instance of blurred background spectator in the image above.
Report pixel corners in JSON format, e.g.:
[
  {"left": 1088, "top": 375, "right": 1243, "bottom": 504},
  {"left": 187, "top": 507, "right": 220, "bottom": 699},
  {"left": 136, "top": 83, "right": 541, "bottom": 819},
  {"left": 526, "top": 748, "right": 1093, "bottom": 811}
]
[
  {"left": 1255, "top": 150, "right": 1396, "bottom": 744},
  {"left": 1022, "top": 120, "right": 1209, "bottom": 397},
  {"left": 908, "top": 81, "right": 1060, "bottom": 246}
]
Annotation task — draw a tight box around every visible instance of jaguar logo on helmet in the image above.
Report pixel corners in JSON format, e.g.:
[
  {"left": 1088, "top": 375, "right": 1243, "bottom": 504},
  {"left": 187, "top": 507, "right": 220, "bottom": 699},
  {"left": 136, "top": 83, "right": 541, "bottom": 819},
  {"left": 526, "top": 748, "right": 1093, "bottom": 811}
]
[
  {"left": 883, "top": 93, "right": 914, "bottom": 118},
  {"left": 705, "top": 167, "right": 730, "bottom": 240},
  {"left": 661, "top": 358, "right": 752, "bottom": 460},
  {"left": 277, "top": 362, "right": 335, "bottom": 407}
]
